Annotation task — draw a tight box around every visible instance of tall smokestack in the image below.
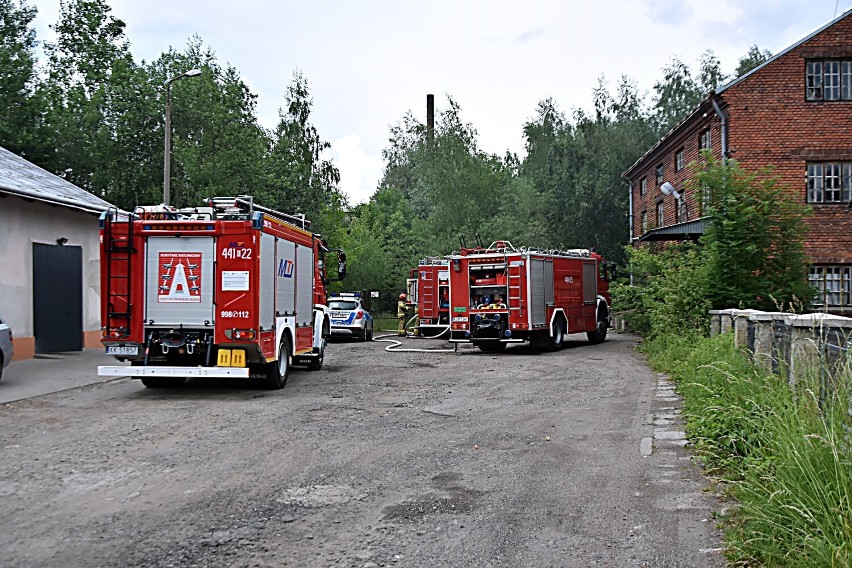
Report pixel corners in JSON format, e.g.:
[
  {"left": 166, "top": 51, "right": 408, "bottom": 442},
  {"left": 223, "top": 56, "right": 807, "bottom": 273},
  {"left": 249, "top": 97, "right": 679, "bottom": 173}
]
[{"left": 426, "top": 94, "right": 434, "bottom": 142}]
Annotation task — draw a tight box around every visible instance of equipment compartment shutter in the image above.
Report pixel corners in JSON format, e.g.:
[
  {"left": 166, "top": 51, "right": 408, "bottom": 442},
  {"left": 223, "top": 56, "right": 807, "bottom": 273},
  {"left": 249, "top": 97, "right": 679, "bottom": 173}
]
[
  {"left": 144, "top": 237, "right": 215, "bottom": 326},
  {"left": 276, "top": 239, "right": 296, "bottom": 317},
  {"left": 582, "top": 261, "right": 597, "bottom": 304},
  {"left": 530, "top": 258, "right": 546, "bottom": 327},
  {"left": 259, "top": 233, "right": 275, "bottom": 329},
  {"left": 544, "top": 259, "right": 554, "bottom": 305},
  {"left": 296, "top": 244, "right": 314, "bottom": 326}
]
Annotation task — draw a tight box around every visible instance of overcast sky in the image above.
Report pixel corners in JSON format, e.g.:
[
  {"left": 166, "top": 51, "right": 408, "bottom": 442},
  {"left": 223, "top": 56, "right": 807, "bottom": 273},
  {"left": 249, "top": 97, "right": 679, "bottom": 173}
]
[{"left": 30, "top": 0, "right": 852, "bottom": 205}]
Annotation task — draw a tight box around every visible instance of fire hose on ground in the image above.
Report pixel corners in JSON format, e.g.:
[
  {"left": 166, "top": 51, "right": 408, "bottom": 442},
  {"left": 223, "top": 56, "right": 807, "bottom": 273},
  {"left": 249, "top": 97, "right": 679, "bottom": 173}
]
[{"left": 374, "top": 315, "right": 457, "bottom": 353}]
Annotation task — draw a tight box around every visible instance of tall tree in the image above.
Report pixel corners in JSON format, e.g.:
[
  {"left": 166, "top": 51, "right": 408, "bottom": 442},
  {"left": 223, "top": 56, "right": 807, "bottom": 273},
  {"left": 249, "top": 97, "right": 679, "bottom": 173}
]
[
  {"left": 0, "top": 0, "right": 43, "bottom": 158},
  {"left": 651, "top": 56, "right": 702, "bottom": 134},
  {"left": 735, "top": 45, "right": 773, "bottom": 77},
  {"left": 697, "top": 49, "right": 727, "bottom": 92},
  {"left": 265, "top": 70, "right": 343, "bottom": 232},
  {"left": 42, "top": 0, "right": 132, "bottom": 193}
]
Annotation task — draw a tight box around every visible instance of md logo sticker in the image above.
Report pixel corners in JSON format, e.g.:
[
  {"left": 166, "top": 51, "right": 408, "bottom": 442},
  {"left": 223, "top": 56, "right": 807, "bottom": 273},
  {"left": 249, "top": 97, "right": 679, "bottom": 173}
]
[{"left": 278, "top": 258, "right": 294, "bottom": 278}]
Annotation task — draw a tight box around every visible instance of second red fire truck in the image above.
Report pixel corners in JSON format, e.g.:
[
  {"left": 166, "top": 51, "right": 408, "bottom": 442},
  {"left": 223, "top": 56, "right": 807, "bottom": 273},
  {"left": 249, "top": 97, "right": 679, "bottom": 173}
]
[
  {"left": 406, "top": 258, "right": 451, "bottom": 336},
  {"left": 447, "top": 241, "right": 611, "bottom": 351},
  {"left": 96, "top": 196, "right": 345, "bottom": 389}
]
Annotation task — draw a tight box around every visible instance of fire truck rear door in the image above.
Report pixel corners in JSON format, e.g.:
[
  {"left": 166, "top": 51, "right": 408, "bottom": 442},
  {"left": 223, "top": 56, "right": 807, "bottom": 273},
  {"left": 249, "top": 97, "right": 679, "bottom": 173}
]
[{"left": 144, "top": 237, "right": 215, "bottom": 326}]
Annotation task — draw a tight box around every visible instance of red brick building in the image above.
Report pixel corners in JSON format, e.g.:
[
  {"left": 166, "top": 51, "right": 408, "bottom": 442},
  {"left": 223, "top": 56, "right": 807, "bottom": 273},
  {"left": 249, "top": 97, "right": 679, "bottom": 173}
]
[{"left": 624, "top": 10, "right": 852, "bottom": 312}]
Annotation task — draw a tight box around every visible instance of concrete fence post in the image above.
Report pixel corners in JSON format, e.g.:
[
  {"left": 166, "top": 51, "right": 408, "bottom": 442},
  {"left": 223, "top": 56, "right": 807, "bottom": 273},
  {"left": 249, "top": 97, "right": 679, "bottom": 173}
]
[
  {"left": 718, "top": 309, "right": 735, "bottom": 335},
  {"left": 785, "top": 313, "right": 852, "bottom": 386},
  {"left": 747, "top": 311, "right": 792, "bottom": 373}
]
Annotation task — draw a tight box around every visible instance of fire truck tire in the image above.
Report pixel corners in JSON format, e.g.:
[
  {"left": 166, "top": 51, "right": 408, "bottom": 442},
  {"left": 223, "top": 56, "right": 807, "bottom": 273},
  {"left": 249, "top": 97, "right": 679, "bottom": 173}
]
[
  {"left": 587, "top": 309, "right": 608, "bottom": 344},
  {"left": 307, "top": 338, "right": 326, "bottom": 371},
  {"left": 548, "top": 319, "right": 565, "bottom": 351},
  {"left": 140, "top": 377, "right": 186, "bottom": 388},
  {"left": 263, "top": 336, "right": 291, "bottom": 389}
]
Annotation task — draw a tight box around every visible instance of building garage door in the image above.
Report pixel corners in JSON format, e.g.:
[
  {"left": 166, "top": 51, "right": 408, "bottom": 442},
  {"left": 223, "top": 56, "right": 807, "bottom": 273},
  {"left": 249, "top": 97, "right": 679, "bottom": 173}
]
[{"left": 33, "top": 243, "right": 83, "bottom": 353}]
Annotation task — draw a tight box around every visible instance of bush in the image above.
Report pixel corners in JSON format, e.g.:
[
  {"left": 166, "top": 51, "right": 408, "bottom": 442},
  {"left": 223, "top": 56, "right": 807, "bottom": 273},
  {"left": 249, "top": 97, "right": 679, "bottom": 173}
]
[{"left": 611, "top": 243, "right": 710, "bottom": 338}]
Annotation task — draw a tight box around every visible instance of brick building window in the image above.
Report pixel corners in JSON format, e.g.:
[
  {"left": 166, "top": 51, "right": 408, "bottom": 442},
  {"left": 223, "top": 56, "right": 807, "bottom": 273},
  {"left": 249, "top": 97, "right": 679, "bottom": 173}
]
[
  {"left": 809, "top": 266, "right": 852, "bottom": 308},
  {"left": 640, "top": 177, "right": 647, "bottom": 196},
  {"left": 699, "top": 129, "right": 711, "bottom": 150},
  {"left": 807, "top": 162, "right": 852, "bottom": 203},
  {"left": 640, "top": 210, "right": 648, "bottom": 232},
  {"left": 655, "top": 201, "right": 664, "bottom": 227},
  {"left": 675, "top": 149, "right": 685, "bottom": 171},
  {"left": 676, "top": 195, "right": 687, "bottom": 223},
  {"left": 806, "top": 59, "right": 852, "bottom": 101},
  {"left": 655, "top": 164, "right": 664, "bottom": 185}
]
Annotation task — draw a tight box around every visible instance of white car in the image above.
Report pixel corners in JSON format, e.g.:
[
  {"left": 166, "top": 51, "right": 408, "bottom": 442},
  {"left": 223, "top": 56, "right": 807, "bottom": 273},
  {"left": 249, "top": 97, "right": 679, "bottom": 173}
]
[
  {"left": 0, "top": 312, "right": 13, "bottom": 382},
  {"left": 328, "top": 293, "right": 374, "bottom": 341}
]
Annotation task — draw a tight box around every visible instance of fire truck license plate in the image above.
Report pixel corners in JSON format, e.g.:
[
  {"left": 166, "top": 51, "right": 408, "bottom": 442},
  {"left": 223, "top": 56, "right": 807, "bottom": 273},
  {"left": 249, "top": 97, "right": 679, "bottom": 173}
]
[{"left": 106, "top": 345, "right": 138, "bottom": 356}]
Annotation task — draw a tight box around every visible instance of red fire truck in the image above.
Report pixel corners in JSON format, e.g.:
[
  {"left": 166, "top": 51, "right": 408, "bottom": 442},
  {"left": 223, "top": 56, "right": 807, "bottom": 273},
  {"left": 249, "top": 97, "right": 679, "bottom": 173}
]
[
  {"left": 96, "top": 196, "right": 345, "bottom": 389},
  {"left": 447, "top": 241, "right": 611, "bottom": 351},
  {"left": 406, "top": 258, "right": 451, "bottom": 336}
]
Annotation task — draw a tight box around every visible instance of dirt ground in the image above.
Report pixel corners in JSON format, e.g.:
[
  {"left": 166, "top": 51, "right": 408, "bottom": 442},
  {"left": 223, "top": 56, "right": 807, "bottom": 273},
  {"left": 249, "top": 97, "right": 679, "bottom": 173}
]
[{"left": 0, "top": 332, "right": 725, "bottom": 567}]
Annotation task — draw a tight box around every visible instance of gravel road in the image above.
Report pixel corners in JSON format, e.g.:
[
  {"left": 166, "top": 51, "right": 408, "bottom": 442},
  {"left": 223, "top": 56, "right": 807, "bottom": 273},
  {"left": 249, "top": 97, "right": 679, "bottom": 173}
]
[{"left": 0, "top": 332, "right": 724, "bottom": 567}]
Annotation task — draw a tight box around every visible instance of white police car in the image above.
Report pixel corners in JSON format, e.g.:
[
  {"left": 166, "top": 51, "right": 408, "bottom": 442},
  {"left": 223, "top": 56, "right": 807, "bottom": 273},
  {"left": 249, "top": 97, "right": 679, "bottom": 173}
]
[{"left": 328, "top": 293, "right": 374, "bottom": 341}]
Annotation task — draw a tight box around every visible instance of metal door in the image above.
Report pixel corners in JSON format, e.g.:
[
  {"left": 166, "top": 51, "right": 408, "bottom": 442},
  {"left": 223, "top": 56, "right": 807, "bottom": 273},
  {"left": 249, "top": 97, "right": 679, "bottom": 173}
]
[{"left": 33, "top": 243, "right": 82, "bottom": 352}]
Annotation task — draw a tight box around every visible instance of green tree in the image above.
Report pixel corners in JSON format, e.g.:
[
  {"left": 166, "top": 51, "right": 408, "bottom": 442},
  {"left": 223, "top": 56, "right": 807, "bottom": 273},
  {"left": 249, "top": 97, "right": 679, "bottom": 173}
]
[
  {"left": 264, "top": 70, "right": 343, "bottom": 233},
  {"left": 693, "top": 155, "right": 812, "bottom": 311},
  {"left": 735, "top": 45, "right": 772, "bottom": 78},
  {"left": 41, "top": 0, "right": 132, "bottom": 193},
  {"left": 697, "top": 49, "right": 727, "bottom": 92},
  {"left": 524, "top": 77, "right": 656, "bottom": 263},
  {"left": 0, "top": 0, "right": 44, "bottom": 158},
  {"left": 652, "top": 56, "right": 702, "bottom": 133}
]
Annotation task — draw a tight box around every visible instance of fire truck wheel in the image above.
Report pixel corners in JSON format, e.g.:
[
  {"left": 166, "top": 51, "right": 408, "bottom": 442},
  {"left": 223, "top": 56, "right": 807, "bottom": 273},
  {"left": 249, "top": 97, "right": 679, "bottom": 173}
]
[
  {"left": 587, "top": 310, "right": 608, "bottom": 344},
  {"left": 263, "top": 336, "right": 291, "bottom": 389},
  {"left": 140, "top": 377, "right": 186, "bottom": 388},
  {"left": 548, "top": 318, "right": 565, "bottom": 351},
  {"left": 307, "top": 338, "right": 326, "bottom": 371}
]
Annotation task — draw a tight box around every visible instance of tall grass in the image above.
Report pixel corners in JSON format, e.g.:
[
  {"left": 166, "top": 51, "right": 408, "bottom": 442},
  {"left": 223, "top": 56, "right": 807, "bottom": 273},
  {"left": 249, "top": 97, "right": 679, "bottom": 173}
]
[{"left": 644, "top": 333, "right": 852, "bottom": 566}]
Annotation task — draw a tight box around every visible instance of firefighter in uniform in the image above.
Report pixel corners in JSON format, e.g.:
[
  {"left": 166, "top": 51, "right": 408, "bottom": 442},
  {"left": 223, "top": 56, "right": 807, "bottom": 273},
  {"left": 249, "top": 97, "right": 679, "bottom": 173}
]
[{"left": 397, "top": 293, "right": 409, "bottom": 336}]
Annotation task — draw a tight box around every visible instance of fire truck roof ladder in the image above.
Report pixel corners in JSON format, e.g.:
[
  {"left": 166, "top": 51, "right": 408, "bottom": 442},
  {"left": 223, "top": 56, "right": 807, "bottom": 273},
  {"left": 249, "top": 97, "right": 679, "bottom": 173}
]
[
  {"left": 102, "top": 207, "right": 135, "bottom": 338},
  {"left": 209, "top": 195, "right": 310, "bottom": 230}
]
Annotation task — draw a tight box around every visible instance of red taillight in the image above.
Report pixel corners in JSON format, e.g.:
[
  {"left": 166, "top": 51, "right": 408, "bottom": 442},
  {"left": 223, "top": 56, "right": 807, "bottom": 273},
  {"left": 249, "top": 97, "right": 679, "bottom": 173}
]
[
  {"left": 355, "top": 311, "right": 363, "bottom": 320},
  {"left": 225, "top": 329, "right": 257, "bottom": 340}
]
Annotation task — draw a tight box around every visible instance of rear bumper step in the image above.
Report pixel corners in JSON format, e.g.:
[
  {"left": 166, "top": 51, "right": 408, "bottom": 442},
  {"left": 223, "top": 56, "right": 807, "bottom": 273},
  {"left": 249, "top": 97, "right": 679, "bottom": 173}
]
[{"left": 98, "top": 366, "right": 250, "bottom": 378}]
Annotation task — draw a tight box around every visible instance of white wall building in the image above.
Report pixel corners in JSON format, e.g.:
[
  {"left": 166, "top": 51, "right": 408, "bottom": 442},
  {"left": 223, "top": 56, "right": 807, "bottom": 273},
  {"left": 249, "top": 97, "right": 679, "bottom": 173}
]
[{"left": 0, "top": 146, "right": 114, "bottom": 360}]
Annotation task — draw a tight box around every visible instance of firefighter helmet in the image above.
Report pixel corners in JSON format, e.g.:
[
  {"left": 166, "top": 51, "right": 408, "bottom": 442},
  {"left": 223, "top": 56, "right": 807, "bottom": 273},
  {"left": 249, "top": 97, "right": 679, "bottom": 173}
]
[{"left": 399, "top": 293, "right": 407, "bottom": 300}]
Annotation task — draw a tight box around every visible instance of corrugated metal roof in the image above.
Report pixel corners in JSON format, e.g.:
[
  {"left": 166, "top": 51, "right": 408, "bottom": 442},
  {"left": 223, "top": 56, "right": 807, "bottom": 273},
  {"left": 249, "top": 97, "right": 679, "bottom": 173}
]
[
  {"left": 0, "top": 146, "right": 115, "bottom": 214},
  {"left": 636, "top": 218, "right": 708, "bottom": 242}
]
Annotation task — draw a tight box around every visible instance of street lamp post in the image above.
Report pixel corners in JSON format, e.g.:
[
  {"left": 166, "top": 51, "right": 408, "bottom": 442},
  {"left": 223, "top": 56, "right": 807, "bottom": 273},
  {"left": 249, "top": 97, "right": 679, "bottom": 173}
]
[{"left": 163, "top": 68, "right": 202, "bottom": 206}]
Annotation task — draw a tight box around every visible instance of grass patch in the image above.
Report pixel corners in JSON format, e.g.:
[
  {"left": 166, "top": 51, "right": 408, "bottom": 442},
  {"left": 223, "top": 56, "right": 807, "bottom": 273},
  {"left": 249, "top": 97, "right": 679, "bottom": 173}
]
[{"left": 643, "top": 333, "right": 852, "bottom": 566}]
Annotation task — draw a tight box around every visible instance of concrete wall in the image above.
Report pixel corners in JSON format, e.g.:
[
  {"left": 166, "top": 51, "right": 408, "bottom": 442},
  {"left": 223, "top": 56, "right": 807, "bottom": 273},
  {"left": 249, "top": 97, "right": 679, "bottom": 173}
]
[{"left": 0, "top": 195, "right": 103, "bottom": 359}]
